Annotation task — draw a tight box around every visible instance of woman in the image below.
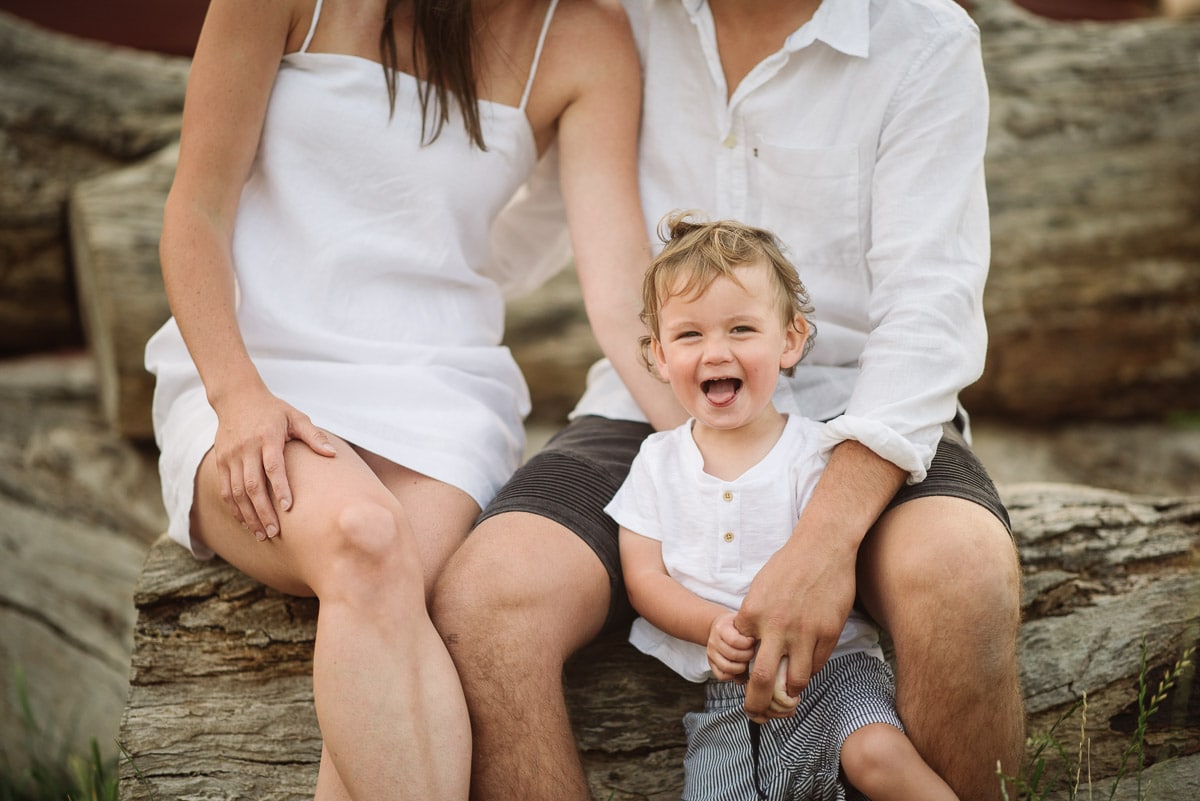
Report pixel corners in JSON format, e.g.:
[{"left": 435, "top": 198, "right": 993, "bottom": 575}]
[{"left": 144, "top": 0, "right": 669, "bottom": 797}]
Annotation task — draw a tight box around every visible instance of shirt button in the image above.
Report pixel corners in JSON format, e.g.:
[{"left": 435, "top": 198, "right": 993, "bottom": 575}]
[
  {"left": 721, "top": 134, "right": 737, "bottom": 148},
  {"left": 723, "top": 491, "right": 733, "bottom": 502},
  {"left": 723, "top": 532, "right": 735, "bottom": 543}
]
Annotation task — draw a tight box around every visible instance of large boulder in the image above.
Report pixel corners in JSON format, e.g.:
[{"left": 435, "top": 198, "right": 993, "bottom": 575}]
[
  {"left": 0, "top": 354, "right": 165, "bottom": 774},
  {"left": 116, "top": 483, "right": 1200, "bottom": 800},
  {"left": 0, "top": 11, "right": 187, "bottom": 356},
  {"left": 962, "top": 0, "right": 1200, "bottom": 420},
  {"left": 68, "top": 145, "right": 177, "bottom": 440}
]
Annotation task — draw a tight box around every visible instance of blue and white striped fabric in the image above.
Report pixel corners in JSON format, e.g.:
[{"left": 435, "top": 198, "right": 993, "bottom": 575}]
[{"left": 681, "top": 652, "right": 902, "bottom": 801}]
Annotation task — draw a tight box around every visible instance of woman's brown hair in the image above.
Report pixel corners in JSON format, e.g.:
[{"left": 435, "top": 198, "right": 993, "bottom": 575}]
[{"left": 380, "top": 0, "right": 486, "bottom": 150}]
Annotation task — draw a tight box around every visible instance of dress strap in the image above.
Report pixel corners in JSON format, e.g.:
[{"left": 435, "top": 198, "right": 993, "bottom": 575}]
[
  {"left": 518, "top": 0, "right": 560, "bottom": 111},
  {"left": 299, "top": 0, "right": 325, "bottom": 53}
]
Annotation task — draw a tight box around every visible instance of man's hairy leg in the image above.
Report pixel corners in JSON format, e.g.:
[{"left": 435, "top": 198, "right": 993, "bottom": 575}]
[
  {"left": 432, "top": 512, "right": 611, "bottom": 801},
  {"left": 858, "top": 496, "right": 1025, "bottom": 801}
]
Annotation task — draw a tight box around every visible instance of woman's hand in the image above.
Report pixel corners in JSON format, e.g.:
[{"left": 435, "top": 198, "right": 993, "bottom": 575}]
[
  {"left": 706, "top": 611, "right": 756, "bottom": 682},
  {"left": 210, "top": 386, "right": 336, "bottom": 540}
]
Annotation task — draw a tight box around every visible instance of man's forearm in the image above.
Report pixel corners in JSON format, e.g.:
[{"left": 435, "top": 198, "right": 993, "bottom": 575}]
[{"left": 790, "top": 439, "right": 907, "bottom": 555}]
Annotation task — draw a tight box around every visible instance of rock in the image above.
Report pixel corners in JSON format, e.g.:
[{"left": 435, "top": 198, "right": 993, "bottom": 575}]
[
  {"left": 1010, "top": 484, "right": 1200, "bottom": 784},
  {"left": 961, "top": 0, "right": 1200, "bottom": 419},
  {"left": 116, "top": 483, "right": 1200, "bottom": 800},
  {"left": 970, "top": 416, "right": 1200, "bottom": 497},
  {"left": 0, "top": 495, "right": 147, "bottom": 776},
  {"left": 69, "top": 144, "right": 177, "bottom": 440},
  {"left": 0, "top": 11, "right": 187, "bottom": 356},
  {"left": 0, "top": 354, "right": 167, "bottom": 541},
  {"left": 0, "top": 352, "right": 165, "bottom": 774}
]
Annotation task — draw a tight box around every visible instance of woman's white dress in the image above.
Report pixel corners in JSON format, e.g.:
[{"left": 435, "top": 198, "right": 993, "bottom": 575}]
[{"left": 145, "top": 0, "right": 558, "bottom": 557}]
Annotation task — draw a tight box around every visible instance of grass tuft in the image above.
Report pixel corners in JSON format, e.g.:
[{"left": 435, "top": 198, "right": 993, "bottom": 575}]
[
  {"left": 999, "top": 638, "right": 1196, "bottom": 801},
  {"left": 0, "top": 667, "right": 118, "bottom": 801}
]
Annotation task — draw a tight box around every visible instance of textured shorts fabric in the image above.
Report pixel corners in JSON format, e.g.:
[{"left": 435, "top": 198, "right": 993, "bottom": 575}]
[
  {"left": 887, "top": 420, "right": 1011, "bottom": 532},
  {"left": 476, "top": 415, "right": 654, "bottom": 629},
  {"left": 682, "top": 652, "right": 901, "bottom": 801},
  {"left": 478, "top": 414, "right": 1010, "bottom": 632}
]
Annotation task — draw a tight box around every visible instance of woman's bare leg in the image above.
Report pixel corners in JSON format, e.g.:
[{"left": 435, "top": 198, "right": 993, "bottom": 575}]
[{"left": 194, "top": 436, "right": 476, "bottom": 801}]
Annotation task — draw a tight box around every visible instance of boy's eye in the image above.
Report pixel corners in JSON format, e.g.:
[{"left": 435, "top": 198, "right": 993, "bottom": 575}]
[
  {"left": 675, "top": 330, "right": 701, "bottom": 340},
  {"left": 732, "top": 325, "right": 756, "bottom": 334}
]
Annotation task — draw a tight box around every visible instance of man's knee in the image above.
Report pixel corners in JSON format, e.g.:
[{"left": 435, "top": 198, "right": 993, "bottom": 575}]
[
  {"left": 431, "top": 512, "right": 612, "bottom": 665},
  {"left": 862, "top": 497, "right": 1021, "bottom": 638}
]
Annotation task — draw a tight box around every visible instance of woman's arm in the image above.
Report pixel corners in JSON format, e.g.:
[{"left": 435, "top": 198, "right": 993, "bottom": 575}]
[
  {"left": 551, "top": 2, "right": 685, "bottom": 430},
  {"left": 160, "top": 0, "right": 333, "bottom": 540}
]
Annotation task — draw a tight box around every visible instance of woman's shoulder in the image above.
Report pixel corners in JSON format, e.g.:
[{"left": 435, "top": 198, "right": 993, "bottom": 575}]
[
  {"left": 521, "top": 0, "right": 641, "bottom": 151},
  {"left": 541, "top": 0, "right": 638, "bottom": 71}
]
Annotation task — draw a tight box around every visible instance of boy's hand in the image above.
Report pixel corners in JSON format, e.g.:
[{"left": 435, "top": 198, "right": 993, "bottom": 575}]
[{"left": 706, "top": 612, "right": 756, "bottom": 682}]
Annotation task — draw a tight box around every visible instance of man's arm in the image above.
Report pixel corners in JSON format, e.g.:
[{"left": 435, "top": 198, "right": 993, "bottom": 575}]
[{"left": 734, "top": 440, "right": 905, "bottom": 720}]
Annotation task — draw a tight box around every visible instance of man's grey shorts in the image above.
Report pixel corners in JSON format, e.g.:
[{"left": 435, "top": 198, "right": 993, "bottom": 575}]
[{"left": 477, "top": 415, "right": 1011, "bottom": 632}]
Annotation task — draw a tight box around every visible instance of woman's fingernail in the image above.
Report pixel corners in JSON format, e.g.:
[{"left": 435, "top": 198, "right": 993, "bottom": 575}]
[
  {"left": 280, "top": 497, "right": 291, "bottom": 512},
  {"left": 267, "top": 524, "right": 278, "bottom": 538},
  {"left": 255, "top": 530, "right": 266, "bottom": 542}
]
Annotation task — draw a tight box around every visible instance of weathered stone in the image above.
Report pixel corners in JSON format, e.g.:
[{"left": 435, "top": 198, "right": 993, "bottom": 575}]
[
  {"left": 0, "top": 11, "right": 187, "bottom": 355},
  {"left": 962, "top": 0, "right": 1200, "bottom": 419},
  {"left": 0, "top": 352, "right": 165, "bottom": 774},
  {"left": 0, "top": 494, "right": 146, "bottom": 774},
  {"left": 69, "top": 144, "right": 177, "bottom": 440},
  {"left": 116, "top": 483, "right": 1200, "bottom": 800}
]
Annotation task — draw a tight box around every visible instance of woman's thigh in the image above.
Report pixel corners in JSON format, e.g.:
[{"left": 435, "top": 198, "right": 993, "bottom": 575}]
[
  {"left": 193, "top": 436, "right": 477, "bottom": 598},
  {"left": 356, "top": 445, "right": 480, "bottom": 598}
]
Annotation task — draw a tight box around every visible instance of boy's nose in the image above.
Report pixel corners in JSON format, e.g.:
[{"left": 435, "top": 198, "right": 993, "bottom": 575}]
[{"left": 702, "top": 337, "right": 733, "bottom": 363}]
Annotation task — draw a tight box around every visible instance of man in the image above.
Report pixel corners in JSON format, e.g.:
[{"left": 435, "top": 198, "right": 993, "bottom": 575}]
[{"left": 433, "top": 2, "right": 1024, "bottom": 799}]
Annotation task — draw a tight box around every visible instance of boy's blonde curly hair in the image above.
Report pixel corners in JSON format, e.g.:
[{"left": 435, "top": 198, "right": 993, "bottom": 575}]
[{"left": 640, "top": 211, "right": 815, "bottom": 378}]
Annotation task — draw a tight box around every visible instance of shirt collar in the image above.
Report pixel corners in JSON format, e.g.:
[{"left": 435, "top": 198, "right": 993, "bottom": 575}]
[{"left": 679, "top": 0, "right": 871, "bottom": 59}]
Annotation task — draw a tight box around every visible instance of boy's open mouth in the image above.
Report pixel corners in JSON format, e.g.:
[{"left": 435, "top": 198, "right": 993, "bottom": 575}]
[{"left": 702, "top": 378, "right": 742, "bottom": 406}]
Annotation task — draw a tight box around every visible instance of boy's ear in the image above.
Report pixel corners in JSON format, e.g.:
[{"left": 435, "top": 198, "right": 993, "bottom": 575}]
[
  {"left": 780, "top": 314, "right": 808, "bottom": 370},
  {"left": 651, "top": 336, "right": 671, "bottom": 382}
]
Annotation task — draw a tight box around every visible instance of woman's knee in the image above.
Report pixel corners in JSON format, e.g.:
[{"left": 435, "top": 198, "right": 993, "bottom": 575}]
[{"left": 321, "top": 498, "right": 422, "bottom": 602}]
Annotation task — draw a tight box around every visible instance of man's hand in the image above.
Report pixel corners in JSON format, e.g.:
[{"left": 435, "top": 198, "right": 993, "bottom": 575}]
[
  {"left": 734, "top": 537, "right": 857, "bottom": 722},
  {"left": 734, "top": 439, "right": 908, "bottom": 723}
]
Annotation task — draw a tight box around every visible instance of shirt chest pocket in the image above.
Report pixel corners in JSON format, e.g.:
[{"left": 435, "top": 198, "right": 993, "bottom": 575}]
[{"left": 752, "top": 140, "right": 861, "bottom": 269}]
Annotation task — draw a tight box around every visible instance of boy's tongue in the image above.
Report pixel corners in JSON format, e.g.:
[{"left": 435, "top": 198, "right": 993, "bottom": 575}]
[{"left": 704, "top": 379, "right": 739, "bottom": 406}]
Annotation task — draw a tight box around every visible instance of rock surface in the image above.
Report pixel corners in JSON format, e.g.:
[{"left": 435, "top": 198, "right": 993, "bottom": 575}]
[
  {"left": 0, "top": 11, "right": 187, "bottom": 356},
  {"left": 961, "top": 0, "right": 1200, "bottom": 420},
  {"left": 114, "top": 484, "right": 1200, "bottom": 800},
  {"left": 0, "top": 354, "right": 164, "bottom": 772}
]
